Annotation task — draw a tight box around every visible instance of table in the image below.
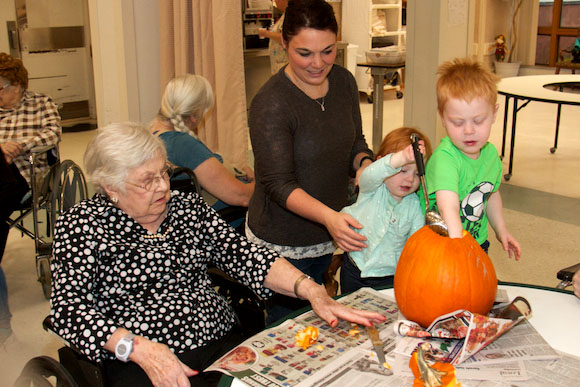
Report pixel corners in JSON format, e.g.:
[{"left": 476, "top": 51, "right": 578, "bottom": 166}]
[
  {"left": 357, "top": 62, "right": 405, "bottom": 153},
  {"left": 497, "top": 74, "right": 580, "bottom": 181},
  {"left": 226, "top": 282, "right": 580, "bottom": 386}
]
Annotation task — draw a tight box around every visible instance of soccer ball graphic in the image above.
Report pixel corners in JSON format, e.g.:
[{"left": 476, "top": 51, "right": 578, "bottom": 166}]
[{"left": 462, "top": 182, "right": 494, "bottom": 222}]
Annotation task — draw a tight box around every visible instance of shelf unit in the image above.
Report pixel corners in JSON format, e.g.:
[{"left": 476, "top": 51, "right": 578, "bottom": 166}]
[
  {"left": 242, "top": 1, "right": 273, "bottom": 50},
  {"left": 341, "top": 0, "right": 406, "bottom": 100}
]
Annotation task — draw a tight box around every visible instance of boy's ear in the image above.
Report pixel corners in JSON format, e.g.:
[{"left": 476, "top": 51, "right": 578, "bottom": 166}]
[
  {"left": 437, "top": 109, "right": 446, "bottom": 129},
  {"left": 492, "top": 103, "right": 500, "bottom": 122}
]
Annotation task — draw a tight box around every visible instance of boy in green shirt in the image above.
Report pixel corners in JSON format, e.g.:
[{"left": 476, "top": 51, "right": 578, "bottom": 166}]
[{"left": 425, "top": 57, "right": 521, "bottom": 260}]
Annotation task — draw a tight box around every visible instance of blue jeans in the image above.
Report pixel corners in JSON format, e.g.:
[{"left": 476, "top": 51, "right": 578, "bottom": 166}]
[
  {"left": 0, "top": 267, "right": 11, "bottom": 330},
  {"left": 265, "top": 254, "right": 332, "bottom": 325},
  {"left": 340, "top": 253, "right": 394, "bottom": 294}
]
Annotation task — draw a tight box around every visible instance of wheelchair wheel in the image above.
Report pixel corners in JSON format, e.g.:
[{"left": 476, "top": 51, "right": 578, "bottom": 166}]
[
  {"left": 49, "top": 160, "right": 88, "bottom": 237},
  {"left": 14, "top": 355, "right": 78, "bottom": 387},
  {"left": 37, "top": 257, "right": 52, "bottom": 300}
]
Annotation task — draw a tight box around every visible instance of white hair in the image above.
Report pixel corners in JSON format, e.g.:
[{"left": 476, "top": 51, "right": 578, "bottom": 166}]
[
  {"left": 84, "top": 122, "right": 167, "bottom": 194},
  {"left": 159, "top": 74, "right": 214, "bottom": 137}
]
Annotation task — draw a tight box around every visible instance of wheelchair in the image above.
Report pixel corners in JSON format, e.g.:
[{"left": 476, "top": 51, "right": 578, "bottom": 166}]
[
  {"left": 14, "top": 166, "right": 265, "bottom": 386},
  {"left": 556, "top": 262, "right": 580, "bottom": 290},
  {"left": 6, "top": 144, "right": 88, "bottom": 299}
]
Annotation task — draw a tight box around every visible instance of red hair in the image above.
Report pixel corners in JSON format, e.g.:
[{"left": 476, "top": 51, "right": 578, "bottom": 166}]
[{"left": 376, "top": 127, "right": 433, "bottom": 162}]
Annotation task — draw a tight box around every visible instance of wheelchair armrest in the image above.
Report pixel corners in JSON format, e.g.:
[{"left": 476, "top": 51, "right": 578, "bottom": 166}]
[
  {"left": 30, "top": 145, "right": 58, "bottom": 155},
  {"left": 42, "top": 316, "right": 77, "bottom": 351},
  {"left": 556, "top": 262, "right": 580, "bottom": 289},
  {"left": 42, "top": 316, "right": 54, "bottom": 333}
]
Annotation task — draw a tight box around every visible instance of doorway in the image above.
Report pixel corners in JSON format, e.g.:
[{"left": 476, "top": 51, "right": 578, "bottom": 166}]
[{"left": 4, "top": 0, "right": 96, "bottom": 127}]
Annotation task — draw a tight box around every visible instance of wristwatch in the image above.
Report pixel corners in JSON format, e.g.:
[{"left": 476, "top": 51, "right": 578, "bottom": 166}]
[{"left": 115, "top": 333, "right": 136, "bottom": 362}]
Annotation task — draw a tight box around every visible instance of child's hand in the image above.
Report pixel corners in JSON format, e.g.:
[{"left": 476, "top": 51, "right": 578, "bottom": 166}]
[
  {"left": 391, "top": 141, "right": 425, "bottom": 169},
  {"left": 496, "top": 231, "right": 521, "bottom": 261}
]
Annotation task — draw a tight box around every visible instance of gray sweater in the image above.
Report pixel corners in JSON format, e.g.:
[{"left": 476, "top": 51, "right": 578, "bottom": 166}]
[{"left": 248, "top": 65, "right": 372, "bottom": 247}]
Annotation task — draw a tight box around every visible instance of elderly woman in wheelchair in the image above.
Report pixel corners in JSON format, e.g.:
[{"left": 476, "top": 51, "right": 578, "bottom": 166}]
[
  {"left": 1, "top": 52, "right": 61, "bottom": 343},
  {"left": 48, "top": 123, "right": 385, "bottom": 386}
]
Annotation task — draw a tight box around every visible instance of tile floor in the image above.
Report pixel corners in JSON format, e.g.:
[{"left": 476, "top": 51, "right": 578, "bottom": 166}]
[{"left": 1, "top": 89, "right": 579, "bottom": 386}]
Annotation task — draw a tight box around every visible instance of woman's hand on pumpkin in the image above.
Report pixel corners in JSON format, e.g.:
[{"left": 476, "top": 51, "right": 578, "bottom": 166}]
[
  {"left": 496, "top": 231, "right": 521, "bottom": 261},
  {"left": 302, "top": 281, "right": 386, "bottom": 327},
  {"left": 130, "top": 336, "right": 198, "bottom": 386},
  {"left": 572, "top": 270, "right": 580, "bottom": 299},
  {"left": 324, "top": 211, "right": 367, "bottom": 252}
]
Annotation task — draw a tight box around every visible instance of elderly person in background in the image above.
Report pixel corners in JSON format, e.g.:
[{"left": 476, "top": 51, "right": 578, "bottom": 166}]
[
  {"left": 150, "top": 74, "right": 254, "bottom": 209},
  {"left": 0, "top": 52, "right": 60, "bottom": 344},
  {"left": 50, "top": 123, "right": 385, "bottom": 386},
  {"left": 0, "top": 52, "right": 61, "bottom": 187}
]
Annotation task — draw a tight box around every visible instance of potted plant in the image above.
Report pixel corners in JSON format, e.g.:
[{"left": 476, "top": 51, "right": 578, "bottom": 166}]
[{"left": 493, "top": 0, "right": 523, "bottom": 78}]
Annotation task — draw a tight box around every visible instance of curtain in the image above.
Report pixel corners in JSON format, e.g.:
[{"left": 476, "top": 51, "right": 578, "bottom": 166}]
[{"left": 158, "top": 0, "right": 250, "bottom": 170}]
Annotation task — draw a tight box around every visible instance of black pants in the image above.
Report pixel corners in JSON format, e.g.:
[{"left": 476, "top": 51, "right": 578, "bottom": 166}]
[
  {"left": 0, "top": 151, "right": 29, "bottom": 261},
  {"left": 339, "top": 253, "right": 394, "bottom": 294},
  {"left": 103, "top": 327, "right": 250, "bottom": 387}
]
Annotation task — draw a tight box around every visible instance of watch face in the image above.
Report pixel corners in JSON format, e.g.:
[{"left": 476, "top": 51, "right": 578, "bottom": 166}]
[{"left": 117, "top": 343, "right": 129, "bottom": 356}]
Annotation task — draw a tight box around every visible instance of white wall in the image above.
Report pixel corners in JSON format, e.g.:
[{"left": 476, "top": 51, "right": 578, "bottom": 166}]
[
  {"left": 87, "top": 0, "right": 160, "bottom": 127},
  {"left": 404, "top": 0, "right": 471, "bottom": 144}
]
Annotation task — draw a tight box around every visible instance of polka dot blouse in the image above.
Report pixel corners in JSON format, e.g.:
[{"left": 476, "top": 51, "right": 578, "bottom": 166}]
[{"left": 50, "top": 190, "right": 276, "bottom": 363}]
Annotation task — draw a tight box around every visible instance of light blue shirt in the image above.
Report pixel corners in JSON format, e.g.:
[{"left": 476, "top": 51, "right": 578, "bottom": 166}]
[{"left": 341, "top": 154, "right": 424, "bottom": 278}]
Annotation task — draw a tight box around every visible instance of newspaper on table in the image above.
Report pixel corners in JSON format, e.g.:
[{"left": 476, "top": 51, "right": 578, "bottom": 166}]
[
  {"left": 206, "top": 288, "right": 565, "bottom": 387},
  {"left": 206, "top": 288, "right": 399, "bottom": 387},
  {"left": 392, "top": 296, "right": 548, "bottom": 365}
]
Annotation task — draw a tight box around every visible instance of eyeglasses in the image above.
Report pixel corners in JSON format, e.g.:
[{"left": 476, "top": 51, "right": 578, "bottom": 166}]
[{"left": 126, "top": 164, "right": 173, "bottom": 191}]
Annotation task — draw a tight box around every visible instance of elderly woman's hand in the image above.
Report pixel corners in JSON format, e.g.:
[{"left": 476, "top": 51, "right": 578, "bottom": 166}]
[
  {"left": 303, "top": 282, "right": 387, "bottom": 328},
  {"left": 573, "top": 270, "right": 580, "bottom": 299},
  {"left": 126, "top": 337, "right": 198, "bottom": 387},
  {"left": 265, "top": 259, "right": 387, "bottom": 328},
  {"left": 1, "top": 141, "right": 22, "bottom": 163}
]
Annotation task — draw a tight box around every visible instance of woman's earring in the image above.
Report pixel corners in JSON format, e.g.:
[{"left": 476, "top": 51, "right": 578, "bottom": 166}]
[{"left": 111, "top": 197, "right": 119, "bottom": 204}]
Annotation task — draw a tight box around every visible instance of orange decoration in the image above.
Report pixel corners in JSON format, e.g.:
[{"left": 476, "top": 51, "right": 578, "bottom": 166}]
[
  {"left": 394, "top": 226, "right": 497, "bottom": 328},
  {"left": 409, "top": 344, "right": 461, "bottom": 387},
  {"left": 295, "top": 326, "right": 319, "bottom": 350}
]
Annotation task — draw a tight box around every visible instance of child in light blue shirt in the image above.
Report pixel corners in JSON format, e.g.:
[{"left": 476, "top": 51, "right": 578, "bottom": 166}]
[{"left": 340, "top": 127, "right": 432, "bottom": 293}]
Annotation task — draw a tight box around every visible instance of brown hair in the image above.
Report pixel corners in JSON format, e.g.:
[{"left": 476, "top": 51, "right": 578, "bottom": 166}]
[
  {"left": 436, "top": 57, "right": 498, "bottom": 114},
  {"left": 0, "top": 52, "right": 28, "bottom": 89},
  {"left": 282, "top": 0, "right": 338, "bottom": 43},
  {"left": 376, "top": 127, "right": 433, "bottom": 162}
]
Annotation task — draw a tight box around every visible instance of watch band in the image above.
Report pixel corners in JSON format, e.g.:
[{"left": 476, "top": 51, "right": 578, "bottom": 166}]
[{"left": 115, "top": 333, "right": 136, "bottom": 362}]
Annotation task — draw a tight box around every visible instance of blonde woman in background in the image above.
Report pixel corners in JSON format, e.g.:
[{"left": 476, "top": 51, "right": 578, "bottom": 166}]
[
  {"left": 149, "top": 74, "right": 254, "bottom": 218},
  {"left": 258, "top": 0, "right": 289, "bottom": 74}
]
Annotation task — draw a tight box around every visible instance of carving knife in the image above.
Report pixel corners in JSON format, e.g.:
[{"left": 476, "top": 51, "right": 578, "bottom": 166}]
[{"left": 366, "top": 325, "right": 391, "bottom": 372}]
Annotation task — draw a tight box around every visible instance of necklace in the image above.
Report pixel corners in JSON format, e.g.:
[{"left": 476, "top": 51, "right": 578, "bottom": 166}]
[
  {"left": 314, "top": 96, "right": 326, "bottom": 112},
  {"left": 142, "top": 228, "right": 170, "bottom": 239}
]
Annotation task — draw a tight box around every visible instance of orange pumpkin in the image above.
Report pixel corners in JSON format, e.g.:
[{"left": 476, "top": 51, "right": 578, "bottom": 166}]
[{"left": 394, "top": 226, "right": 497, "bottom": 328}]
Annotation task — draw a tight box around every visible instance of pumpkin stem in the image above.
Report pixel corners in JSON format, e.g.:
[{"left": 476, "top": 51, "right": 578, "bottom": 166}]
[{"left": 417, "top": 344, "right": 447, "bottom": 387}]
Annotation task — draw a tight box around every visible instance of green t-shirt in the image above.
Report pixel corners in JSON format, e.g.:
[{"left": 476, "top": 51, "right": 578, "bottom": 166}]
[{"left": 424, "top": 136, "right": 502, "bottom": 244}]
